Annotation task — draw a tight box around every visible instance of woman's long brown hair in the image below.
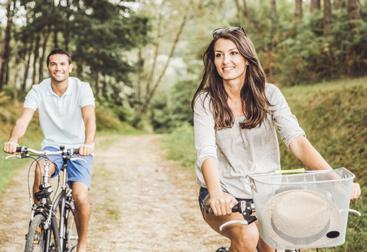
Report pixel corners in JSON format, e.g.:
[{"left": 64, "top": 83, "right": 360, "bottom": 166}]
[{"left": 191, "top": 29, "right": 271, "bottom": 129}]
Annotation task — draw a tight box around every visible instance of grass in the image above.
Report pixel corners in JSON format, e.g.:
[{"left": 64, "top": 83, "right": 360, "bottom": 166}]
[
  {"left": 160, "top": 76, "right": 367, "bottom": 251},
  {"left": 160, "top": 123, "right": 196, "bottom": 168}
]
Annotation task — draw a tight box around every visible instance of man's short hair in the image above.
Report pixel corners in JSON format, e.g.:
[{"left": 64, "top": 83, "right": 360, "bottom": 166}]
[{"left": 46, "top": 48, "right": 72, "bottom": 66}]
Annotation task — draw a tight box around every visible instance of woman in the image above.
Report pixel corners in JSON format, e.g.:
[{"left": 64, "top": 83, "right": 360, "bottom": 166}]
[{"left": 192, "top": 27, "right": 361, "bottom": 252}]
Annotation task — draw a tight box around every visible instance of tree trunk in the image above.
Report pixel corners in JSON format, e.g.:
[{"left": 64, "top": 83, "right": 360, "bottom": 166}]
[
  {"left": 323, "top": 0, "right": 332, "bottom": 36},
  {"left": 334, "top": 0, "right": 346, "bottom": 9},
  {"left": 39, "top": 27, "right": 50, "bottom": 82},
  {"left": 295, "top": 0, "right": 303, "bottom": 19},
  {"left": 347, "top": 0, "right": 361, "bottom": 21},
  {"left": 32, "top": 34, "right": 40, "bottom": 85},
  {"left": 64, "top": 0, "right": 71, "bottom": 51},
  {"left": 270, "top": 0, "right": 277, "bottom": 49},
  {"left": 233, "top": 0, "right": 248, "bottom": 23},
  {"left": 94, "top": 71, "right": 100, "bottom": 97},
  {"left": 310, "top": 0, "right": 321, "bottom": 12},
  {"left": 136, "top": 48, "right": 144, "bottom": 102},
  {"left": 22, "top": 40, "right": 34, "bottom": 91},
  {"left": 142, "top": 9, "right": 189, "bottom": 113},
  {"left": 53, "top": 29, "right": 59, "bottom": 48},
  {"left": 242, "top": 0, "right": 248, "bottom": 19},
  {"left": 233, "top": 0, "right": 242, "bottom": 23},
  {"left": 0, "top": 0, "right": 14, "bottom": 91},
  {"left": 102, "top": 75, "right": 108, "bottom": 99},
  {"left": 145, "top": 0, "right": 165, "bottom": 99}
]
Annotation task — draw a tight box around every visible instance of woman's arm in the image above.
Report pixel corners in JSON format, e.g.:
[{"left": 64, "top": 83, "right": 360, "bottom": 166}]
[
  {"left": 289, "top": 135, "right": 361, "bottom": 199},
  {"left": 289, "top": 135, "right": 331, "bottom": 170},
  {"left": 201, "top": 158, "right": 237, "bottom": 216},
  {"left": 193, "top": 94, "right": 237, "bottom": 215}
]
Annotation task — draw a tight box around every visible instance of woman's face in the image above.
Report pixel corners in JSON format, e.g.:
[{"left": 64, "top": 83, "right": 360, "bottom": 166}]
[{"left": 213, "top": 38, "right": 247, "bottom": 82}]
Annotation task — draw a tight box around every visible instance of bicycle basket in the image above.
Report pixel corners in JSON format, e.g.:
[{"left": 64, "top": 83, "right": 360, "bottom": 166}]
[{"left": 249, "top": 167, "right": 355, "bottom": 250}]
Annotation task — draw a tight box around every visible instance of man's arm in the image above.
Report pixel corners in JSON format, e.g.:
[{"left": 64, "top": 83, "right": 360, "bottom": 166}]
[
  {"left": 79, "top": 105, "right": 96, "bottom": 155},
  {"left": 3, "top": 108, "right": 35, "bottom": 153}
]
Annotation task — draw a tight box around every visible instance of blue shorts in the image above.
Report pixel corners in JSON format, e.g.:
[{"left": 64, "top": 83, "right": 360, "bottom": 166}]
[{"left": 42, "top": 146, "right": 93, "bottom": 188}]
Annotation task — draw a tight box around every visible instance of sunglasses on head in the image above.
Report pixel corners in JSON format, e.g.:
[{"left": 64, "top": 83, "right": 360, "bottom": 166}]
[{"left": 212, "top": 26, "right": 247, "bottom": 38}]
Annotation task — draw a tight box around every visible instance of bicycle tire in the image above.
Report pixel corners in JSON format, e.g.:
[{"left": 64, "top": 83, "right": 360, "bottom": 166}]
[
  {"left": 24, "top": 214, "right": 60, "bottom": 252},
  {"left": 64, "top": 201, "right": 78, "bottom": 252},
  {"left": 24, "top": 214, "right": 46, "bottom": 252}
]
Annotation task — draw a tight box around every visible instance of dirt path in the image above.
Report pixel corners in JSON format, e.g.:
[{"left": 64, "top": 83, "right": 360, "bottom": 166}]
[{"left": 0, "top": 135, "right": 228, "bottom": 252}]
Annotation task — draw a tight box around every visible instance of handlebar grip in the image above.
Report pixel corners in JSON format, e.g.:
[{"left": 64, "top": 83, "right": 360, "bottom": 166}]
[
  {"left": 205, "top": 203, "right": 241, "bottom": 215},
  {"left": 16, "top": 146, "right": 23, "bottom": 153},
  {"left": 71, "top": 148, "right": 79, "bottom": 155}
]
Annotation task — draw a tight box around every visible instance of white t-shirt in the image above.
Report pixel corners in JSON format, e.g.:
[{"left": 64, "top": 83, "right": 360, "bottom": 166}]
[{"left": 24, "top": 77, "right": 95, "bottom": 148}]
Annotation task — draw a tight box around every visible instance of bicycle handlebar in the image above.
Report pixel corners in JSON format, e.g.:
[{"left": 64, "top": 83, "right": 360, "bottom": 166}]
[
  {"left": 14, "top": 146, "right": 79, "bottom": 157},
  {"left": 205, "top": 200, "right": 257, "bottom": 231}
]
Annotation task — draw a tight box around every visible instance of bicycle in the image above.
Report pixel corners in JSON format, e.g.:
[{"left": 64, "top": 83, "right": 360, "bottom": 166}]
[{"left": 5, "top": 146, "right": 80, "bottom": 252}]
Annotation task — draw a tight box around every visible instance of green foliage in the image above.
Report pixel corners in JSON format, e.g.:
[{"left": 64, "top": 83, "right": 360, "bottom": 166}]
[
  {"left": 150, "top": 79, "right": 197, "bottom": 132},
  {"left": 95, "top": 105, "right": 124, "bottom": 131},
  {"left": 160, "top": 77, "right": 367, "bottom": 250},
  {"left": 11, "top": 0, "right": 149, "bottom": 108},
  {"left": 271, "top": 9, "right": 367, "bottom": 85},
  {"left": 160, "top": 123, "right": 196, "bottom": 168}
]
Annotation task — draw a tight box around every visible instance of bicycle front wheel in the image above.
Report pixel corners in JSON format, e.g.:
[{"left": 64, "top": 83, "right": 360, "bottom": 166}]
[
  {"left": 25, "top": 214, "right": 46, "bottom": 252},
  {"left": 24, "top": 214, "right": 60, "bottom": 252},
  {"left": 64, "top": 201, "right": 78, "bottom": 252}
]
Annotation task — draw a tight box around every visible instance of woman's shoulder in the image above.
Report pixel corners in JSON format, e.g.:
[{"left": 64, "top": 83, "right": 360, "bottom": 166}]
[
  {"left": 193, "top": 91, "right": 212, "bottom": 112},
  {"left": 194, "top": 91, "right": 211, "bottom": 104},
  {"left": 265, "top": 83, "right": 283, "bottom": 100}
]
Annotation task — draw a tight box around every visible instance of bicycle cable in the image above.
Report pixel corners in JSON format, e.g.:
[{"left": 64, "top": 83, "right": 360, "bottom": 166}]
[
  {"left": 26, "top": 156, "right": 62, "bottom": 207},
  {"left": 27, "top": 157, "right": 39, "bottom": 209}
]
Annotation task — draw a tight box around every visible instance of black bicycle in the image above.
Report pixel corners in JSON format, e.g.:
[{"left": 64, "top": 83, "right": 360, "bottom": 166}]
[{"left": 6, "top": 146, "right": 79, "bottom": 252}]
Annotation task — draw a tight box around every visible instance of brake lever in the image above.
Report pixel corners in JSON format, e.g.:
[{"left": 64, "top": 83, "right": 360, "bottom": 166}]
[
  {"left": 219, "top": 200, "right": 257, "bottom": 231},
  {"left": 4, "top": 154, "right": 21, "bottom": 160}
]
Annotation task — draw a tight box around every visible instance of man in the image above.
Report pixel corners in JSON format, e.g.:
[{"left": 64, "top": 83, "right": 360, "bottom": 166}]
[{"left": 3, "top": 48, "right": 96, "bottom": 252}]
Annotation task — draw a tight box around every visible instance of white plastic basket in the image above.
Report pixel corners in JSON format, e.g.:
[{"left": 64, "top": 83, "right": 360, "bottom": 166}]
[{"left": 249, "top": 167, "right": 355, "bottom": 249}]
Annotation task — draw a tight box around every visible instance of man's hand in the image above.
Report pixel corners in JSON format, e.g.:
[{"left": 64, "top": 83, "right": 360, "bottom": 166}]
[
  {"left": 78, "top": 143, "right": 94, "bottom": 156},
  {"left": 3, "top": 140, "right": 18, "bottom": 154}
]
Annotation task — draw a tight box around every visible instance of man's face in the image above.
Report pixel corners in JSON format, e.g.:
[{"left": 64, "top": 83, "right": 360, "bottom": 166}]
[{"left": 47, "top": 54, "right": 72, "bottom": 83}]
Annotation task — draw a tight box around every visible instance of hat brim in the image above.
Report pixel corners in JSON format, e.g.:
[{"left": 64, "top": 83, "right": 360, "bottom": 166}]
[{"left": 257, "top": 189, "right": 344, "bottom": 249}]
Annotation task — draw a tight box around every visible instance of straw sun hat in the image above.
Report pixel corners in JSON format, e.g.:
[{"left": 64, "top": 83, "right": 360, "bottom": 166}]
[{"left": 260, "top": 189, "right": 342, "bottom": 248}]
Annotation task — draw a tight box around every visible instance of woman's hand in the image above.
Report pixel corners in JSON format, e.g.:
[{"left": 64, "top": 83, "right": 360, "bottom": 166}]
[
  {"left": 207, "top": 191, "right": 238, "bottom": 216},
  {"left": 351, "top": 182, "right": 361, "bottom": 199}
]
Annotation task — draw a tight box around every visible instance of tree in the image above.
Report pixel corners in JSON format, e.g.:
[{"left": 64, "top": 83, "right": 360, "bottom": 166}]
[
  {"left": 270, "top": 0, "right": 277, "bottom": 49},
  {"left": 295, "top": 0, "right": 303, "bottom": 20},
  {"left": 131, "top": 0, "right": 195, "bottom": 118},
  {"left": 310, "top": 0, "right": 321, "bottom": 12},
  {"left": 334, "top": 0, "right": 346, "bottom": 9},
  {"left": 323, "top": 0, "right": 332, "bottom": 36},
  {"left": 347, "top": 0, "right": 361, "bottom": 21},
  {"left": 0, "top": 0, "right": 16, "bottom": 91}
]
